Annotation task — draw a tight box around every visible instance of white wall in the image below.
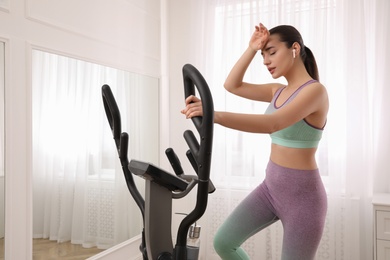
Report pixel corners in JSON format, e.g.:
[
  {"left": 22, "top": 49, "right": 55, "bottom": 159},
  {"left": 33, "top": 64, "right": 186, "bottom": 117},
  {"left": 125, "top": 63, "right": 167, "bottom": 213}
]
[{"left": 0, "top": 0, "right": 161, "bottom": 258}]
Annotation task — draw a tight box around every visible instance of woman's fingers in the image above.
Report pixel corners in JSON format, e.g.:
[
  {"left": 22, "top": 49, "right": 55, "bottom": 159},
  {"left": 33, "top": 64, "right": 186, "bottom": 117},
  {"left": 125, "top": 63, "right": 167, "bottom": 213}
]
[
  {"left": 185, "top": 103, "right": 203, "bottom": 118},
  {"left": 181, "top": 96, "right": 203, "bottom": 118},
  {"left": 250, "top": 23, "right": 269, "bottom": 51},
  {"left": 185, "top": 95, "right": 200, "bottom": 105}
]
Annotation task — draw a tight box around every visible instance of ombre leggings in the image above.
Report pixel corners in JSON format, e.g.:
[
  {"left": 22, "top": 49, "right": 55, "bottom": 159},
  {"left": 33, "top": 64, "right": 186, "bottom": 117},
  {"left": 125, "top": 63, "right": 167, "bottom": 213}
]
[{"left": 213, "top": 160, "right": 327, "bottom": 260}]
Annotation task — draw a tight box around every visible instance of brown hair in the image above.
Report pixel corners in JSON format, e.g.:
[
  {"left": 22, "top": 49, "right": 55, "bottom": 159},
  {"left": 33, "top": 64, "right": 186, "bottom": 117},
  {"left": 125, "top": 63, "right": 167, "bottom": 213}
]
[{"left": 269, "top": 25, "right": 319, "bottom": 81}]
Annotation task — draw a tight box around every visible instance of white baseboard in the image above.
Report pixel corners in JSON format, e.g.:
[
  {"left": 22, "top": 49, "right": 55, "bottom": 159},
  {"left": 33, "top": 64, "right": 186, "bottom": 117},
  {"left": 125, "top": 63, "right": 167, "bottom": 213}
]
[{"left": 86, "top": 234, "right": 142, "bottom": 260}]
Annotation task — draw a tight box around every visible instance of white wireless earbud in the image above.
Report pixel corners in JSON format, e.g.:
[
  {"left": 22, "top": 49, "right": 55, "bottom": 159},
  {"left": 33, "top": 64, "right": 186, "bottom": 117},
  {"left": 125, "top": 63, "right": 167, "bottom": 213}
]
[{"left": 293, "top": 49, "right": 296, "bottom": 58}]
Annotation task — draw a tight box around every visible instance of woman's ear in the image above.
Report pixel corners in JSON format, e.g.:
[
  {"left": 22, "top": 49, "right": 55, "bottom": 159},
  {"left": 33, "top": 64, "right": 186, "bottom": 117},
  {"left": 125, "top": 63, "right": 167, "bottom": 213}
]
[{"left": 292, "top": 42, "right": 301, "bottom": 57}]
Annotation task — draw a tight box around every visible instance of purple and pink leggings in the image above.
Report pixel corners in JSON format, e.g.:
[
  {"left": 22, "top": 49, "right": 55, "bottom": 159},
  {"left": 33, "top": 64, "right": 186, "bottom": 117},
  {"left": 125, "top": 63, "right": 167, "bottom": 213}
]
[{"left": 213, "top": 160, "right": 327, "bottom": 260}]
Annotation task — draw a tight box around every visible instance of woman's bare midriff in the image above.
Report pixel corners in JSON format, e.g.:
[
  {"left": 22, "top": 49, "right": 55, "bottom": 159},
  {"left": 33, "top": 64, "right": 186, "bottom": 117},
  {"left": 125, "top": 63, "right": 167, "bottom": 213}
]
[{"left": 269, "top": 143, "right": 318, "bottom": 170}]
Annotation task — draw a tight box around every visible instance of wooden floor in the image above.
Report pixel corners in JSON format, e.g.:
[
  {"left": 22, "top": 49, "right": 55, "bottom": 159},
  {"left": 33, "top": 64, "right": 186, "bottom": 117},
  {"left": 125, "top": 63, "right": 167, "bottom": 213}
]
[
  {"left": 0, "top": 238, "right": 105, "bottom": 260},
  {"left": 33, "top": 239, "right": 105, "bottom": 260}
]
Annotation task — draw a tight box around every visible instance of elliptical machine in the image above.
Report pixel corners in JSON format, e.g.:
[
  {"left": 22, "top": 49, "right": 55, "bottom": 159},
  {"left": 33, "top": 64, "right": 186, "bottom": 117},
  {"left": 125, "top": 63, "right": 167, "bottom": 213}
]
[{"left": 101, "top": 64, "right": 214, "bottom": 260}]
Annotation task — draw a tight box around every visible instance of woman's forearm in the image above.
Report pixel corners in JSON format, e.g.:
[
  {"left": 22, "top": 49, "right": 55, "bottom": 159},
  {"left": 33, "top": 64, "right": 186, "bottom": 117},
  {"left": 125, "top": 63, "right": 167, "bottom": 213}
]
[
  {"left": 223, "top": 47, "right": 258, "bottom": 92},
  {"left": 214, "top": 111, "right": 275, "bottom": 134}
]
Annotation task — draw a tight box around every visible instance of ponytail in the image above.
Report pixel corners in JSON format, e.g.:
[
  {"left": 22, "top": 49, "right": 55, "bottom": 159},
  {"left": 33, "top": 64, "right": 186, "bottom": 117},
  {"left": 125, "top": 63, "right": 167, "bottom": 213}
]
[{"left": 302, "top": 46, "right": 319, "bottom": 81}]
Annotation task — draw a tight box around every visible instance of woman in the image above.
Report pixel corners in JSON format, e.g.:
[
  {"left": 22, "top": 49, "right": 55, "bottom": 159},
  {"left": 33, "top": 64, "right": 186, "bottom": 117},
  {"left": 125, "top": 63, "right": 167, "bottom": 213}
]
[{"left": 181, "top": 23, "right": 328, "bottom": 260}]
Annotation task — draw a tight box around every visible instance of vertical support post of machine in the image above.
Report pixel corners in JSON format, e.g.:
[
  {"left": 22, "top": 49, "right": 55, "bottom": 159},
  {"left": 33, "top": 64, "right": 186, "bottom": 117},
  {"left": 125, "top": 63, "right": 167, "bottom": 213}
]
[{"left": 144, "top": 181, "right": 174, "bottom": 259}]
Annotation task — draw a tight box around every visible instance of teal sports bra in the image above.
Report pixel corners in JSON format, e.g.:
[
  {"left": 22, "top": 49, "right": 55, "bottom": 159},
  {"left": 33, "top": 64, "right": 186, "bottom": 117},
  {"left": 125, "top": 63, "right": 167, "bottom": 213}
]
[{"left": 265, "top": 80, "right": 324, "bottom": 148}]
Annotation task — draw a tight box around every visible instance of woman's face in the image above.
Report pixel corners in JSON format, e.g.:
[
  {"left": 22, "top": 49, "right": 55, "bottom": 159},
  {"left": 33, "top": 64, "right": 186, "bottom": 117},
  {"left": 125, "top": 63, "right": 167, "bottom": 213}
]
[{"left": 261, "top": 34, "right": 294, "bottom": 79}]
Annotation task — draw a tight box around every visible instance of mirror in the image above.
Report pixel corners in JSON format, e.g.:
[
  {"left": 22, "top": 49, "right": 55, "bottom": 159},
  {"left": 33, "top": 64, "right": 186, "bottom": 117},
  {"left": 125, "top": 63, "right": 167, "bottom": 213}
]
[
  {"left": 0, "top": 41, "right": 4, "bottom": 259},
  {"left": 32, "top": 50, "right": 159, "bottom": 258}
]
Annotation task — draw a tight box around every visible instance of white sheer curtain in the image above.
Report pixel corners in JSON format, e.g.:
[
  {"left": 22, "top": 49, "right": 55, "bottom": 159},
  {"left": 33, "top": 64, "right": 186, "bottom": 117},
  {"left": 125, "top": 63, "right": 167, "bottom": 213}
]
[
  {"left": 32, "top": 50, "right": 158, "bottom": 249},
  {"left": 183, "top": 0, "right": 388, "bottom": 259}
]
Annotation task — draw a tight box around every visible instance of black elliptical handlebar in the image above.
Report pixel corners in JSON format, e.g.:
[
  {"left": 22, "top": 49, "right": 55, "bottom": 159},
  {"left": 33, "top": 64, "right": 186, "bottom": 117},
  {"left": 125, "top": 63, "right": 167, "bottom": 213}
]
[
  {"left": 101, "top": 85, "right": 147, "bottom": 259},
  {"left": 101, "top": 85, "right": 145, "bottom": 217},
  {"left": 174, "top": 64, "right": 214, "bottom": 260}
]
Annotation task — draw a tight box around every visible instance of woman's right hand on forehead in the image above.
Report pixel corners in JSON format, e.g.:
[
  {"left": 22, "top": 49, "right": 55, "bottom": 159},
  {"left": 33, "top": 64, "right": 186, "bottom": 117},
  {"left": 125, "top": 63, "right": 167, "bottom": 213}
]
[{"left": 249, "top": 23, "right": 269, "bottom": 51}]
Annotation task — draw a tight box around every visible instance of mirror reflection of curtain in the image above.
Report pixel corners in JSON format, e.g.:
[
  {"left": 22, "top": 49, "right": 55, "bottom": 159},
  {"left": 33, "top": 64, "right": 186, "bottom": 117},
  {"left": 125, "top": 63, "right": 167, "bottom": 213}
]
[
  {"left": 32, "top": 50, "right": 158, "bottom": 249},
  {"left": 184, "top": 0, "right": 388, "bottom": 259}
]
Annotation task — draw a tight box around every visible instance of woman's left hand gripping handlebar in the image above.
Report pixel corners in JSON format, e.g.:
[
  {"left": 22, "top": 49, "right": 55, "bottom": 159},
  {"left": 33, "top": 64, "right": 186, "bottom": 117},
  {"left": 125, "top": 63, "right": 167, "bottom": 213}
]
[{"left": 181, "top": 95, "right": 203, "bottom": 119}]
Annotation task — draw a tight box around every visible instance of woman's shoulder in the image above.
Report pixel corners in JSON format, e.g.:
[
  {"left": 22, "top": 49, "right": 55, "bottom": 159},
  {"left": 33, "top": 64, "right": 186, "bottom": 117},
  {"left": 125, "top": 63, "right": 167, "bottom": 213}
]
[
  {"left": 302, "top": 81, "right": 328, "bottom": 96},
  {"left": 300, "top": 81, "right": 329, "bottom": 108}
]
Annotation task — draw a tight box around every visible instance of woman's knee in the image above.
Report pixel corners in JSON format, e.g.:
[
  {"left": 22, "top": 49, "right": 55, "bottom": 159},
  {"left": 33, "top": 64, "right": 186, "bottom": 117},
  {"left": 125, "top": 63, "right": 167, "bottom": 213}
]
[
  {"left": 213, "top": 230, "right": 227, "bottom": 255},
  {"left": 213, "top": 231, "right": 250, "bottom": 260}
]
